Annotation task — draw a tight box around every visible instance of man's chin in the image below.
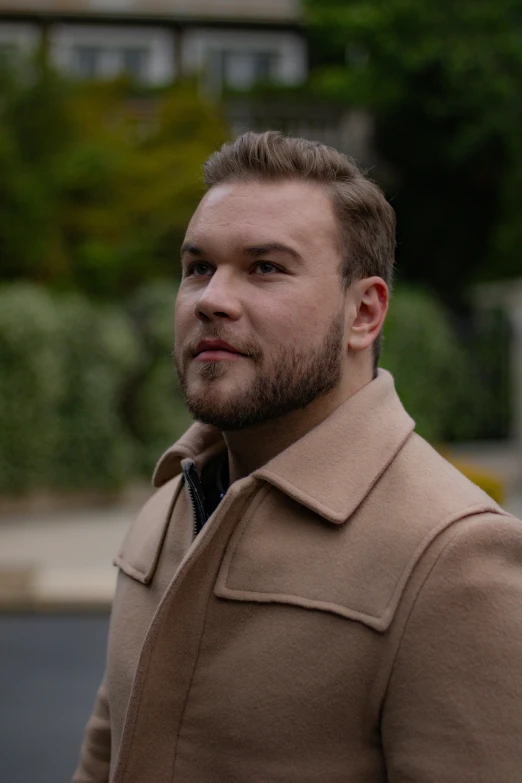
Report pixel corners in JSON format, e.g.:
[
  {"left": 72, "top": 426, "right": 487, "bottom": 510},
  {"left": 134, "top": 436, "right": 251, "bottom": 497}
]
[
  {"left": 187, "top": 360, "right": 255, "bottom": 395},
  {"left": 185, "top": 390, "right": 242, "bottom": 426},
  {"left": 189, "top": 408, "right": 242, "bottom": 431}
]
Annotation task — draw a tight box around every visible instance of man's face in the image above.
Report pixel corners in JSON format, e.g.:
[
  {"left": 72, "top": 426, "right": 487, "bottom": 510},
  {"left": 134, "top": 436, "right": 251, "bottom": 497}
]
[{"left": 174, "top": 179, "right": 350, "bottom": 430}]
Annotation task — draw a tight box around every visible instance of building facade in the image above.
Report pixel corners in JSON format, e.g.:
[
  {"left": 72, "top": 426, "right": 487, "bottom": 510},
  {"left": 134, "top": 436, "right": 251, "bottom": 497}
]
[
  {"left": 0, "top": 0, "right": 307, "bottom": 91},
  {"left": 0, "top": 1, "right": 374, "bottom": 160}
]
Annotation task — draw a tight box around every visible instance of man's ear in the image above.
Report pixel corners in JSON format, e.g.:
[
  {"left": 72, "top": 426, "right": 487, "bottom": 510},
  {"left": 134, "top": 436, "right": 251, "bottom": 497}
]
[{"left": 347, "top": 277, "right": 389, "bottom": 353}]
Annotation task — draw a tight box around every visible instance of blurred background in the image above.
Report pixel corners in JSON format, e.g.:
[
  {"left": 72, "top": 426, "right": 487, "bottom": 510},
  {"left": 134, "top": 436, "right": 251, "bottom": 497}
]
[{"left": 1, "top": 0, "right": 522, "bottom": 780}]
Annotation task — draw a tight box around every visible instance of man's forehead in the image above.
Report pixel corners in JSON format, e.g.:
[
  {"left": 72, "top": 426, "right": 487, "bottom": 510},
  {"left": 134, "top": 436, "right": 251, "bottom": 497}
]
[{"left": 187, "top": 180, "right": 337, "bottom": 242}]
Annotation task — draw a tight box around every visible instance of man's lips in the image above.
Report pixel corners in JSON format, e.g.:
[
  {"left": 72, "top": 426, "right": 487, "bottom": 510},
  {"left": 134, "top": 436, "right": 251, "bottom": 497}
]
[{"left": 194, "top": 339, "right": 245, "bottom": 362}]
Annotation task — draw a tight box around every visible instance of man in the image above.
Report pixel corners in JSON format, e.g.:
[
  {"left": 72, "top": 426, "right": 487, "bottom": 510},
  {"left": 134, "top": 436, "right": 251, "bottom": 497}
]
[{"left": 74, "top": 132, "right": 522, "bottom": 782}]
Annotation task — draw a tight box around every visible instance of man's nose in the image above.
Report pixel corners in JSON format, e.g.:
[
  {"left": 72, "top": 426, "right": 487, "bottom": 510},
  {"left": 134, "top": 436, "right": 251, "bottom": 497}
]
[{"left": 194, "top": 270, "right": 242, "bottom": 323}]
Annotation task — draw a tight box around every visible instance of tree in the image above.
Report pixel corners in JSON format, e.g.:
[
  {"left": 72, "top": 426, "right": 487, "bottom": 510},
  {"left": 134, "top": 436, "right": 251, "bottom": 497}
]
[
  {"left": 0, "top": 58, "right": 229, "bottom": 297},
  {"left": 305, "top": 0, "right": 522, "bottom": 303}
]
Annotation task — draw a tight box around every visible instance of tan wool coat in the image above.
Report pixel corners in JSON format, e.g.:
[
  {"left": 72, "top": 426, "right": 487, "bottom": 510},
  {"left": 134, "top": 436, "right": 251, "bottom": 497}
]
[{"left": 74, "top": 371, "right": 522, "bottom": 782}]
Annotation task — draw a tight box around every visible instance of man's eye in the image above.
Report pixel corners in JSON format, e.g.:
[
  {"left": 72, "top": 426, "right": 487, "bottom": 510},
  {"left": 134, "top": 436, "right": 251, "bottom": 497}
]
[
  {"left": 253, "top": 262, "right": 280, "bottom": 275},
  {"left": 187, "top": 262, "right": 213, "bottom": 277}
]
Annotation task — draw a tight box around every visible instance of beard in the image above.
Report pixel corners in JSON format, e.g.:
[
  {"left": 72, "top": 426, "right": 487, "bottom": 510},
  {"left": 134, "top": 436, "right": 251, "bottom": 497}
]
[{"left": 175, "top": 310, "right": 345, "bottom": 431}]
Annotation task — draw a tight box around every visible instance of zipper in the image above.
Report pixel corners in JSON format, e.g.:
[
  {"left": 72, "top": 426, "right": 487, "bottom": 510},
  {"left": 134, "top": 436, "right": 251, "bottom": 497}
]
[{"left": 182, "top": 460, "right": 207, "bottom": 537}]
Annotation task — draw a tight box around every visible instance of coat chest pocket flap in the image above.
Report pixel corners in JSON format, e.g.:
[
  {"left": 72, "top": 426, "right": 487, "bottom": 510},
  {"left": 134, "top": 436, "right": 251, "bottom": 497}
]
[
  {"left": 214, "top": 488, "right": 500, "bottom": 632},
  {"left": 113, "top": 476, "right": 182, "bottom": 585},
  {"left": 213, "top": 489, "right": 404, "bottom": 632}
]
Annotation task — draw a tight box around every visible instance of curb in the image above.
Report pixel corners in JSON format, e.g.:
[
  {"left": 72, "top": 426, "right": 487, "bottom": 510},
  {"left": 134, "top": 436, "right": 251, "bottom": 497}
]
[
  {"left": 0, "top": 598, "right": 112, "bottom": 613},
  {"left": 0, "top": 597, "right": 112, "bottom": 613},
  {"left": 0, "top": 484, "right": 151, "bottom": 518}
]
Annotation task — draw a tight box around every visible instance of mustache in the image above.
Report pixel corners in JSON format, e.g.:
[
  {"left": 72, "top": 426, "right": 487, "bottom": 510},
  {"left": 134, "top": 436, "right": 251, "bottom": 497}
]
[{"left": 182, "top": 332, "right": 262, "bottom": 361}]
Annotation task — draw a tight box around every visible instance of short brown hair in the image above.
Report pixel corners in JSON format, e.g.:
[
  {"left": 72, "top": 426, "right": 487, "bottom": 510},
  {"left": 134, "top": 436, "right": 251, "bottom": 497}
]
[{"left": 203, "top": 131, "right": 396, "bottom": 368}]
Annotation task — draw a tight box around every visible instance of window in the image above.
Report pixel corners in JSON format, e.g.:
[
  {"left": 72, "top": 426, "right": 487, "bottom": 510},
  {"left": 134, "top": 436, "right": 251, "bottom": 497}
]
[
  {"left": 207, "top": 49, "right": 279, "bottom": 92},
  {"left": 73, "top": 45, "right": 104, "bottom": 78},
  {"left": 120, "top": 47, "right": 150, "bottom": 81},
  {"left": 183, "top": 29, "right": 306, "bottom": 93},
  {"left": 71, "top": 44, "right": 150, "bottom": 81},
  {"left": 50, "top": 26, "right": 175, "bottom": 86},
  {"left": 222, "top": 50, "right": 277, "bottom": 89}
]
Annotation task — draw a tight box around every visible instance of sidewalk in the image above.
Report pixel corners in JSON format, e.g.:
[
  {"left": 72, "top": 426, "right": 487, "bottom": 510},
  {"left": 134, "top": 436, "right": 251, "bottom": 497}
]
[
  {"left": 0, "top": 502, "right": 143, "bottom": 611},
  {"left": 1, "top": 441, "right": 522, "bottom": 611}
]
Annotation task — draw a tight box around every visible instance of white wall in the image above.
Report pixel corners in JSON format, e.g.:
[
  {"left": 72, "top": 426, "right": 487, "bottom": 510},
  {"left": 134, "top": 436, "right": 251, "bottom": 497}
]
[
  {"left": 0, "top": 22, "right": 40, "bottom": 57},
  {"left": 49, "top": 24, "right": 175, "bottom": 85}
]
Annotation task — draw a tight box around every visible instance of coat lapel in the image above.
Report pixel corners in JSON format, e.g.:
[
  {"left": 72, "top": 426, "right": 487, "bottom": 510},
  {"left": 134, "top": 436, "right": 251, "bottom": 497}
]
[{"left": 254, "top": 371, "right": 415, "bottom": 523}]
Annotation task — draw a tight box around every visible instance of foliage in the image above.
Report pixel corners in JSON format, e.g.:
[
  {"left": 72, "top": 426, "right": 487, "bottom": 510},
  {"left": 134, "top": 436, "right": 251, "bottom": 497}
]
[
  {"left": 0, "top": 285, "right": 62, "bottom": 493},
  {"left": 0, "top": 282, "right": 192, "bottom": 495},
  {"left": 126, "top": 280, "right": 192, "bottom": 474},
  {"left": 0, "top": 59, "right": 228, "bottom": 297},
  {"left": 304, "top": 0, "right": 522, "bottom": 302},
  {"left": 381, "top": 287, "right": 471, "bottom": 441},
  {"left": 0, "top": 284, "right": 142, "bottom": 493},
  {"left": 381, "top": 286, "right": 511, "bottom": 442},
  {"left": 0, "top": 59, "right": 72, "bottom": 283},
  {"left": 50, "top": 295, "right": 141, "bottom": 490}
]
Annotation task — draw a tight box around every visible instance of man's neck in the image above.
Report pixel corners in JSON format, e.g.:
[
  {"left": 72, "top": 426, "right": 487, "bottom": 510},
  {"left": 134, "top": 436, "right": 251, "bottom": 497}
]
[{"left": 223, "top": 372, "right": 371, "bottom": 483}]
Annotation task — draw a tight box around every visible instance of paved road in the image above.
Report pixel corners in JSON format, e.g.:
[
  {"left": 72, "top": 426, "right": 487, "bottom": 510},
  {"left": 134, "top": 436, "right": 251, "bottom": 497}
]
[{"left": 0, "top": 613, "right": 110, "bottom": 783}]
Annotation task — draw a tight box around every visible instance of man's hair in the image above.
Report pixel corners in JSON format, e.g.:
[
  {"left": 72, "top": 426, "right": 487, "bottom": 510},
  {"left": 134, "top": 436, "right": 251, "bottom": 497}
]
[{"left": 203, "top": 131, "right": 396, "bottom": 369}]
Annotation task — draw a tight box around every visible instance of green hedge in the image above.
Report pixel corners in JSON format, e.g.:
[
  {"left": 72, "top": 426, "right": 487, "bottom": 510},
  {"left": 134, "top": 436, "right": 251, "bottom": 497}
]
[
  {"left": 0, "top": 285, "right": 141, "bottom": 493},
  {"left": 0, "top": 282, "right": 511, "bottom": 495},
  {"left": 381, "top": 287, "right": 471, "bottom": 442},
  {"left": 126, "top": 280, "right": 192, "bottom": 475},
  {"left": 0, "top": 285, "right": 62, "bottom": 493},
  {"left": 50, "top": 295, "right": 140, "bottom": 490},
  {"left": 381, "top": 287, "right": 511, "bottom": 443},
  {"left": 0, "top": 281, "right": 192, "bottom": 494}
]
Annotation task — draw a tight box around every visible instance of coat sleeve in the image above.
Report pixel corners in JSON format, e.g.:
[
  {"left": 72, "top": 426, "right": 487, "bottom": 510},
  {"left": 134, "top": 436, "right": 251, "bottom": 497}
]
[
  {"left": 382, "top": 512, "right": 522, "bottom": 783},
  {"left": 72, "top": 677, "right": 111, "bottom": 783}
]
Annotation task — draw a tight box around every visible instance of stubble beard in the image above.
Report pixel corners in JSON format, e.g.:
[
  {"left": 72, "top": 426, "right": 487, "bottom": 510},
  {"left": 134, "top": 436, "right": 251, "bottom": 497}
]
[{"left": 175, "top": 311, "right": 345, "bottom": 431}]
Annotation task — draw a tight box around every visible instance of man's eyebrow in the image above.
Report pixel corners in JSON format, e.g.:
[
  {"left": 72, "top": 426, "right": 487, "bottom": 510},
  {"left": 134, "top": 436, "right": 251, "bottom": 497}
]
[
  {"left": 180, "top": 241, "right": 302, "bottom": 260},
  {"left": 180, "top": 243, "right": 203, "bottom": 256},
  {"left": 244, "top": 242, "right": 302, "bottom": 260}
]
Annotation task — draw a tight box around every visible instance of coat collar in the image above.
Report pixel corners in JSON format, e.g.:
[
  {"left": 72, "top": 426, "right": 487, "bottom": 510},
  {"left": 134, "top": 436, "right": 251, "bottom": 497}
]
[{"left": 152, "top": 370, "right": 415, "bottom": 525}]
